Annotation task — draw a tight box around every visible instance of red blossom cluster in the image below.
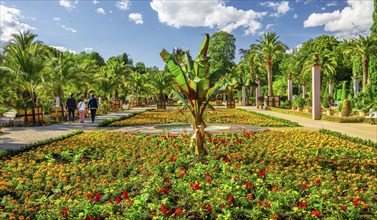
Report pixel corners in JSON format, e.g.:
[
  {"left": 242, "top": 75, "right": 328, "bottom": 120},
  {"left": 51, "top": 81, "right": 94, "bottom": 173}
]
[
  {"left": 311, "top": 210, "right": 321, "bottom": 217},
  {"left": 190, "top": 183, "right": 200, "bottom": 190},
  {"left": 206, "top": 172, "right": 211, "bottom": 184},
  {"left": 258, "top": 169, "right": 266, "bottom": 177},
  {"left": 203, "top": 204, "right": 212, "bottom": 212},
  {"left": 298, "top": 201, "right": 308, "bottom": 209}
]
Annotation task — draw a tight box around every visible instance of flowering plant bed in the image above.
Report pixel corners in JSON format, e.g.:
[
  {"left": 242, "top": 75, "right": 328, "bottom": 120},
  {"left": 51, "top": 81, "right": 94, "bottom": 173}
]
[
  {"left": 1, "top": 130, "right": 376, "bottom": 219},
  {"left": 109, "top": 109, "right": 299, "bottom": 127}
]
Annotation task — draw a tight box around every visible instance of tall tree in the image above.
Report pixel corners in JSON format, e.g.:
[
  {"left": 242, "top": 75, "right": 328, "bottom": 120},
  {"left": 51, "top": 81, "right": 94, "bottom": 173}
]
[
  {"left": 344, "top": 36, "right": 377, "bottom": 91},
  {"left": 239, "top": 48, "right": 263, "bottom": 97},
  {"left": 208, "top": 31, "right": 236, "bottom": 69},
  {"left": 45, "top": 48, "right": 80, "bottom": 111},
  {"left": 3, "top": 31, "right": 47, "bottom": 107},
  {"left": 251, "top": 32, "right": 287, "bottom": 96}
]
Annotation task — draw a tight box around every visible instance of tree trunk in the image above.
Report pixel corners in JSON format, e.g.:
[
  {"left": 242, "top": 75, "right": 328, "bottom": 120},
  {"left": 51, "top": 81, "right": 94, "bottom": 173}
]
[
  {"left": 193, "top": 101, "right": 208, "bottom": 157},
  {"left": 362, "top": 56, "right": 368, "bottom": 91},
  {"left": 241, "top": 86, "right": 247, "bottom": 106},
  {"left": 266, "top": 57, "right": 274, "bottom": 96},
  {"left": 249, "top": 67, "right": 255, "bottom": 97}
]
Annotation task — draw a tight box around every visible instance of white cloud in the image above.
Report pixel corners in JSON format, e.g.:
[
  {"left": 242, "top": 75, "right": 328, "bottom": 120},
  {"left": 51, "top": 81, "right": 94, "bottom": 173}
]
[
  {"left": 93, "top": 0, "right": 99, "bottom": 5},
  {"left": 129, "top": 13, "right": 143, "bottom": 24},
  {"left": 96, "top": 8, "right": 106, "bottom": 15},
  {"left": 286, "top": 44, "right": 302, "bottom": 54},
  {"left": 61, "top": 25, "right": 77, "bottom": 33},
  {"left": 326, "top": 2, "right": 337, "bottom": 7},
  {"left": 150, "top": 0, "right": 267, "bottom": 35},
  {"left": 53, "top": 17, "right": 61, "bottom": 21},
  {"left": 293, "top": 13, "right": 298, "bottom": 19},
  {"left": 109, "top": 10, "right": 113, "bottom": 14},
  {"left": 116, "top": 0, "right": 130, "bottom": 11},
  {"left": 265, "top": 24, "right": 273, "bottom": 31},
  {"left": 260, "top": 1, "right": 290, "bottom": 17},
  {"left": 59, "top": 0, "right": 76, "bottom": 11},
  {"left": 303, "top": 0, "right": 373, "bottom": 38},
  {"left": 51, "top": 45, "right": 76, "bottom": 54},
  {"left": 321, "top": 7, "right": 326, "bottom": 11},
  {"left": 84, "top": 47, "right": 93, "bottom": 52},
  {"left": 0, "top": 5, "right": 35, "bottom": 47}
]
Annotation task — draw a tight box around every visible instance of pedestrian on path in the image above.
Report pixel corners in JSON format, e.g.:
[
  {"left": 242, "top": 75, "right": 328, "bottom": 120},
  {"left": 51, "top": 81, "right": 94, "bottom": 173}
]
[
  {"left": 78, "top": 98, "right": 86, "bottom": 123},
  {"left": 88, "top": 94, "right": 98, "bottom": 123},
  {"left": 66, "top": 94, "right": 76, "bottom": 122}
]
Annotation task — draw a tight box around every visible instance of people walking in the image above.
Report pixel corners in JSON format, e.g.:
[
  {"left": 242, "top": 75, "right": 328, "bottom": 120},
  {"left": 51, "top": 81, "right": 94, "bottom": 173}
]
[
  {"left": 88, "top": 94, "right": 98, "bottom": 123},
  {"left": 78, "top": 98, "right": 86, "bottom": 123},
  {"left": 66, "top": 94, "right": 76, "bottom": 122}
]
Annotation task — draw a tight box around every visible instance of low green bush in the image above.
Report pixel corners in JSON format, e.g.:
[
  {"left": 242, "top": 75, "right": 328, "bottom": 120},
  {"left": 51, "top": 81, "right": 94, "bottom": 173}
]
[
  {"left": 341, "top": 99, "right": 352, "bottom": 117},
  {"left": 319, "top": 128, "right": 377, "bottom": 147}
]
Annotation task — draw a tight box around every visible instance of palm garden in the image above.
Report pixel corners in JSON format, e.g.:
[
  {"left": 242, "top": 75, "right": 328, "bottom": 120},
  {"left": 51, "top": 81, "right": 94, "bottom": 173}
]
[{"left": 1, "top": 10, "right": 377, "bottom": 219}]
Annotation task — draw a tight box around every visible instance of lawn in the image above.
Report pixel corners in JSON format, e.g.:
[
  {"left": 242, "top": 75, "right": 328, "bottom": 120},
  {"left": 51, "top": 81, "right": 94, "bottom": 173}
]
[
  {"left": 108, "top": 109, "right": 300, "bottom": 127},
  {"left": 0, "top": 130, "right": 376, "bottom": 219}
]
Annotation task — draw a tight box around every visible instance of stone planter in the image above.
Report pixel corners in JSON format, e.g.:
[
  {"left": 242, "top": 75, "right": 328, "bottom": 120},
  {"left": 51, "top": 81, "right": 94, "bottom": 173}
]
[
  {"left": 292, "top": 106, "right": 297, "bottom": 110},
  {"left": 306, "top": 108, "right": 312, "bottom": 113},
  {"left": 297, "top": 107, "right": 303, "bottom": 112},
  {"left": 327, "top": 109, "right": 334, "bottom": 116},
  {"left": 358, "top": 111, "right": 366, "bottom": 116}
]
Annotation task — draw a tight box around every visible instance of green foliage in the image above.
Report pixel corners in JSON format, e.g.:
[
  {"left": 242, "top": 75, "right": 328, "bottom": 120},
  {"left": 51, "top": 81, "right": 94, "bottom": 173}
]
[
  {"left": 371, "top": 0, "right": 377, "bottom": 36},
  {"left": 341, "top": 99, "right": 352, "bottom": 117},
  {"left": 208, "top": 31, "right": 236, "bottom": 69},
  {"left": 352, "top": 83, "right": 377, "bottom": 111},
  {"left": 292, "top": 96, "right": 305, "bottom": 108},
  {"left": 319, "top": 128, "right": 377, "bottom": 147},
  {"left": 341, "top": 81, "right": 348, "bottom": 101}
]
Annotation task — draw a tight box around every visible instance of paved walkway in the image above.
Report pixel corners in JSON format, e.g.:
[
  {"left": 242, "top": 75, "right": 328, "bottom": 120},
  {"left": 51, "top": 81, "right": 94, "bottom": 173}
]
[
  {"left": 1, "top": 106, "right": 376, "bottom": 151},
  {"left": 238, "top": 106, "right": 377, "bottom": 142}
]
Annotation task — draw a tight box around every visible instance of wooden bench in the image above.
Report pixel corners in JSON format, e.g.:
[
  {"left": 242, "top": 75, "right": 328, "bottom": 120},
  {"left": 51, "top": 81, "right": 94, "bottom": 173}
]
[{"left": 366, "top": 111, "right": 377, "bottom": 124}]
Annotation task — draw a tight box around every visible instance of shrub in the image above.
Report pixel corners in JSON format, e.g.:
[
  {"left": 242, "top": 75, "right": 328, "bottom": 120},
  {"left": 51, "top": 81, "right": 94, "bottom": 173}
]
[
  {"left": 292, "top": 96, "right": 305, "bottom": 108},
  {"left": 341, "top": 99, "right": 352, "bottom": 117}
]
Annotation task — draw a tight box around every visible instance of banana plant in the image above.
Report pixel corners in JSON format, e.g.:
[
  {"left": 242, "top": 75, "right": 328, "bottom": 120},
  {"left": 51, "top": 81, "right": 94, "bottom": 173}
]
[{"left": 160, "top": 34, "right": 228, "bottom": 158}]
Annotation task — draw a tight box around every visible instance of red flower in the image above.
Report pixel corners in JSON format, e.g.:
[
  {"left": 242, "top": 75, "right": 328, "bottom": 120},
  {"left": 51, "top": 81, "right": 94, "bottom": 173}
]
[
  {"left": 115, "top": 196, "right": 121, "bottom": 204},
  {"left": 206, "top": 172, "right": 211, "bottom": 184},
  {"left": 302, "top": 184, "right": 307, "bottom": 191},
  {"left": 229, "top": 195, "right": 235, "bottom": 203},
  {"left": 207, "top": 205, "right": 212, "bottom": 212},
  {"left": 258, "top": 169, "right": 266, "bottom": 177},
  {"left": 311, "top": 210, "right": 321, "bottom": 217},
  {"left": 178, "top": 172, "right": 184, "bottom": 178},
  {"left": 86, "top": 216, "right": 94, "bottom": 220},
  {"left": 85, "top": 193, "right": 92, "bottom": 199},
  {"left": 298, "top": 201, "right": 307, "bottom": 209},
  {"left": 221, "top": 203, "right": 225, "bottom": 208},
  {"left": 108, "top": 199, "right": 113, "bottom": 204},
  {"left": 161, "top": 203, "right": 167, "bottom": 214},
  {"left": 123, "top": 190, "right": 129, "bottom": 200},
  {"left": 271, "top": 186, "right": 279, "bottom": 191},
  {"left": 353, "top": 197, "right": 360, "bottom": 206},
  {"left": 174, "top": 208, "right": 182, "bottom": 215},
  {"left": 190, "top": 183, "right": 200, "bottom": 190},
  {"left": 93, "top": 193, "right": 101, "bottom": 202},
  {"left": 165, "top": 178, "right": 170, "bottom": 184},
  {"left": 340, "top": 205, "right": 346, "bottom": 210},
  {"left": 61, "top": 206, "right": 69, "bottom": 216},
  {"left": 158, "top": 187, "right": 166, "bottom": 193},
  {"left": 258, "top": 201, "right": 263, "bottom": 206},
  {"left": 244, "top": 182, "right": 255, "bottom": 188},
  {"left": 314, "top": 179, "right": 321, "bottom": 184},
  {"left": 246, "top": 194, "right": 253, "bottom": 199},
  {"left": 271, "top": 214, "right": 278, "bottom": 219}
]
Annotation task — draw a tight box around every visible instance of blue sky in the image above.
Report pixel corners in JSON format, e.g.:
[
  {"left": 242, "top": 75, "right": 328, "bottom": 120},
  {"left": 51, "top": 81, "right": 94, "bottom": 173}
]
[{"left": 0, "top": 0, "right": 374, "bottom": 69}]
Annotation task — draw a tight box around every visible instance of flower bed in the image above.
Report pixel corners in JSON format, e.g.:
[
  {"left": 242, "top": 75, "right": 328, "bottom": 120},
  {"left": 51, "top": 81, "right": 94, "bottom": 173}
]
[
  {"left": 1, "top": 130, "right": 376, "bottom": 219},
  {"left": 109, "top": 109, "right": 299, "bottom": 127}
]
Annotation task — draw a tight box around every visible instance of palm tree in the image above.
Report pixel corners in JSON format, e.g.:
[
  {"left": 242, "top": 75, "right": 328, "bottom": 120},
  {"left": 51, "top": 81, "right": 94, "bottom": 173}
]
[
  {"left": 94, "top": 66, "right": 123, "bottom": 101},
  {"left": 3, "top": 31, "right": 47, "bottom": 108},
  {"left": 251, "top": 32, "right": 287, "bottom": 96},
  {"left": 239, "top": 48, "right": 263, "bottom": 97},
  {"left": 344, "top": 35, "right": 377, "bottom": 91},
  {"left": 45, "top": 48, "right": 80, "bottom": 112},
  {"left": 149, "top": 70, "right": 174, "bottom": 108},
  {"left": 106, "top": 59, "right": 131, "bottom": 100}
]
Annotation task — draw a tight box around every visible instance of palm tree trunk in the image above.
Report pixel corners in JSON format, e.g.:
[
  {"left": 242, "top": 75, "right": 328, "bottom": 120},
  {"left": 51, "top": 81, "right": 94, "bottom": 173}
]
[
  {"left": 249, "top": 67, "right": 255, "bottom": 97},
  {"left": 362, "top": 56, "right": 368, "bottom": 91},
  {"left": 266, "top": 57, "right": 274, "bottom": 96}
]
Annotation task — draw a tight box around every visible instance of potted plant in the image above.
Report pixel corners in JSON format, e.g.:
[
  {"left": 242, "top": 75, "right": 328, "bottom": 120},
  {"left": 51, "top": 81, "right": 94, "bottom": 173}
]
[{"left": 293, "top": 96, "right": 305, "bottom": 111}]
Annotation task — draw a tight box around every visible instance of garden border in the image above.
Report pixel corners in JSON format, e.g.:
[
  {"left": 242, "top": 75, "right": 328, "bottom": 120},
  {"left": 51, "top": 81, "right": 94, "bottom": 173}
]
[
  {"left": 97, "top": 109, "right": 154, "bottom": 127},
  {"left": 0, "top": 129, "right": 83, "bottom": 159},
  {"left": 319, "top": 128, "right": 377, "bottom": 147}
]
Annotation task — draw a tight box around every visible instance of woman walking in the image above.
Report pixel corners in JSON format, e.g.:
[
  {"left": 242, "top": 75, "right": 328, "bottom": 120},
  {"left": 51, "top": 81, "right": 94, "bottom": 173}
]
[{"left": 78, "top": 98, "right": 86, "bottom": 123}]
